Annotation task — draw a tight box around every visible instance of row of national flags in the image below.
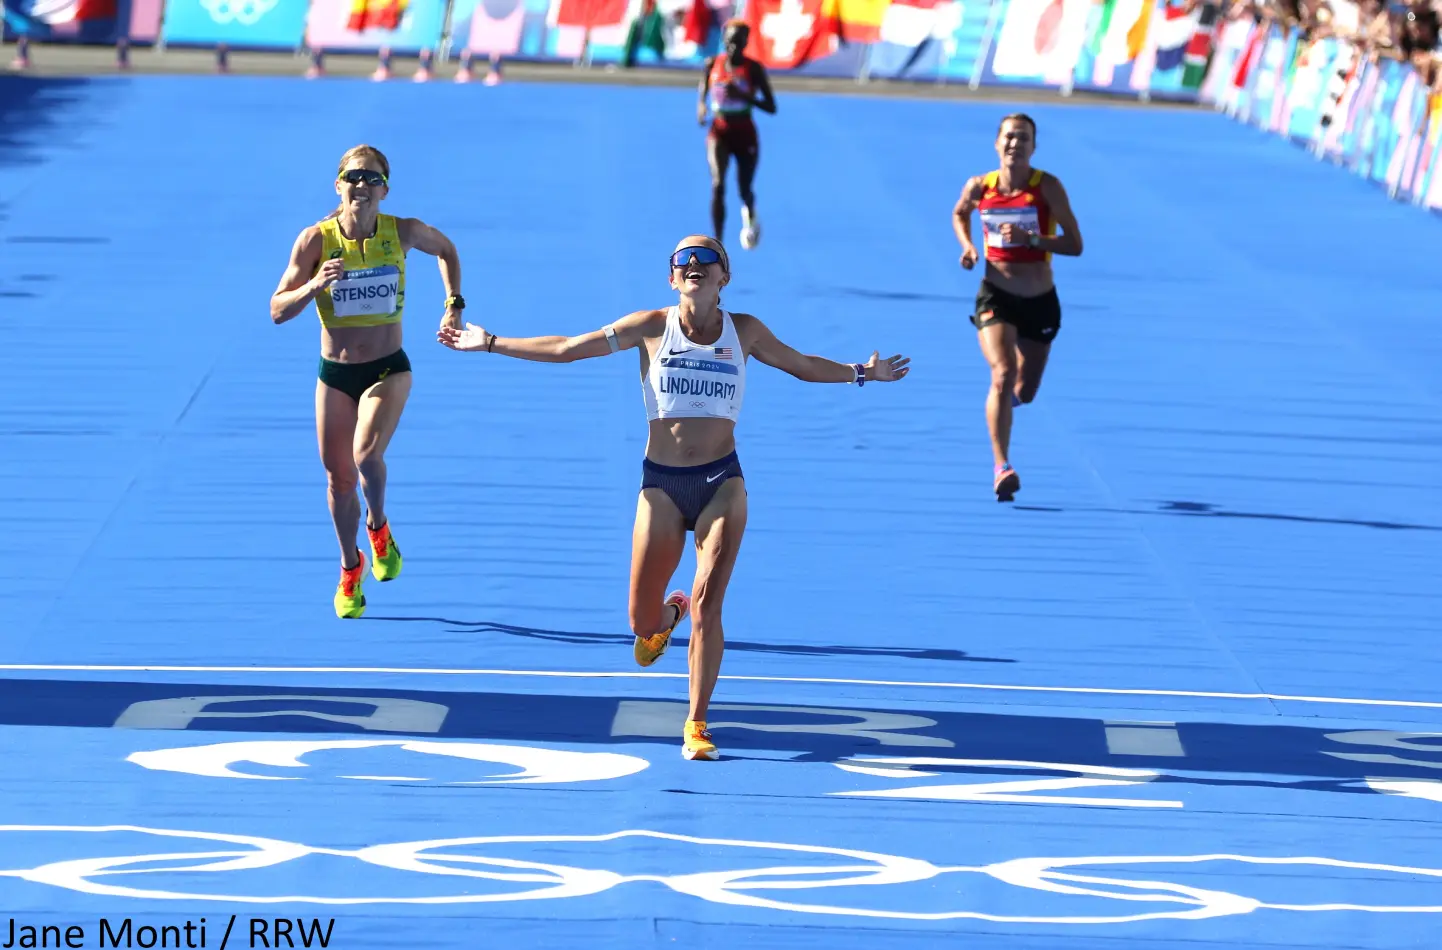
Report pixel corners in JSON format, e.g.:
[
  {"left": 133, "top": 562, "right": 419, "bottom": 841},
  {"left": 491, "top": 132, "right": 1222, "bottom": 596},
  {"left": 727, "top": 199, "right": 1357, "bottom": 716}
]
[
  {"left": 722, "top": 0, "right": 1217, "bottom": 91},
  {"left": 4, "top": 0, "right": 1222, "bottom": 96}
]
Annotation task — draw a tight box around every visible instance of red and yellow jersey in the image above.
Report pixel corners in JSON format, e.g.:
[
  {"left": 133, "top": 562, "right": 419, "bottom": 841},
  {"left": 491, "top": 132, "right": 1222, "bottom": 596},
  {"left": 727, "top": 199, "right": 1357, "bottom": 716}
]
[
  {"left": 709, "top": 56, "right": 759, "bottom": 116},
  {"left": 978, "top": 168, "right": 1054, "bottom": 264}
]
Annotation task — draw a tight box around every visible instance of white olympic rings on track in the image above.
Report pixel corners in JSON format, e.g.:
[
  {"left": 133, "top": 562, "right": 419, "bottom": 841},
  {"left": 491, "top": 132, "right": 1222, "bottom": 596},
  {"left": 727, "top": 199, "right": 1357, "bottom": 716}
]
[{"left": 1, "top": 826, "right": 1441, "bottom": 922}]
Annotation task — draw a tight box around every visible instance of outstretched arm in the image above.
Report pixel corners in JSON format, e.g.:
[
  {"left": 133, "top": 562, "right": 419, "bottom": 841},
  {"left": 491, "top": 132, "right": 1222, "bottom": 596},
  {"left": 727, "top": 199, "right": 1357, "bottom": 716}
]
[
  {"left": 399, "top": 217, "right": 464, "bottom": 328},
  {"left": 742, "top": 314, "right": 909, "bottom": 384},
  {"left": 437, "top": 308, "right": 661, "bottom": 362}
]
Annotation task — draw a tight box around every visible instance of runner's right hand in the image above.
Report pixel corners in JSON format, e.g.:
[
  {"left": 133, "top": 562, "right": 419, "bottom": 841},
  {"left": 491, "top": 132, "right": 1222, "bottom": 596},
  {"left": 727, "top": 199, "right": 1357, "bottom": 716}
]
[
  {"left": 311, "top": 258, "right": 345, "bottom": 291},
  {"left": 960, "top": 245, "right": 978, "bottom": 270}
]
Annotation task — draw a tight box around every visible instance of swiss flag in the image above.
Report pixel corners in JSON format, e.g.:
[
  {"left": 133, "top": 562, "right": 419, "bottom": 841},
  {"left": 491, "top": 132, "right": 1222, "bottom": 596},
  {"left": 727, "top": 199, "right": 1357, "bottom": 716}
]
[{"left": 744, "top": 0, "right": 838, "bottom": 69}]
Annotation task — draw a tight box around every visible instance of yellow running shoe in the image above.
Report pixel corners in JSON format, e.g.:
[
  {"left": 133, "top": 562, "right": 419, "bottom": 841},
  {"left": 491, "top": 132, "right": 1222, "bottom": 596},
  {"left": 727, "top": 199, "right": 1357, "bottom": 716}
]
[
  {"left": 334, "top": 553, "right": 366, "bottom": 619},
  {"left": 367, "top": 521, "right": 402, "bottom": 582},
  {"left": 683, "top": 719, "right": 718, "bottom": 761},
  {"left": 634, "top": 590, "right": 689, "bottom": 667}
]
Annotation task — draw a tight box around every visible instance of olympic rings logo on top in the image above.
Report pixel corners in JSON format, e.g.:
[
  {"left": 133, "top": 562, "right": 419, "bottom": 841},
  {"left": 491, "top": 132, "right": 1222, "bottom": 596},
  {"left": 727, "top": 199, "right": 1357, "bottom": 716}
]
[{"left": 199, "top": 0, "right": 280, "bottom": 27}]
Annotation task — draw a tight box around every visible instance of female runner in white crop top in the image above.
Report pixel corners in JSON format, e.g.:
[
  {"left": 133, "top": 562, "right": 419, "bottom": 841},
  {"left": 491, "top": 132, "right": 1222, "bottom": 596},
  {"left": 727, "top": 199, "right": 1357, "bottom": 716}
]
[{"left": 438, "top": 234, "right": 909, "bottom": 761}]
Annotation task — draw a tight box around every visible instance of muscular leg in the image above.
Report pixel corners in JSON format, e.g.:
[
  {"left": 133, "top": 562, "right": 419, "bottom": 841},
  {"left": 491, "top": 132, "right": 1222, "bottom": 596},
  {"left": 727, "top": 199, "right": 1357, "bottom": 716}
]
[
  {"left": 1013, "top": 338, "right": 1052, "bottom": 405},
  {"left": 734, "top": 147, "right": 758, "bottom": 224},
  {"left": 687, "top": 478, "right": 746, "bottom": 723},
  {"left": 353, "top": 371, "right": 412, "bottom": 531},
  {"left": 977, "top": 322, "right": 1020, "bottom": 466},
  {"left": 707, "top": 135, "right": 733, "bottom": 242},
  {"left": 629, "top": 488, "right": 688, "bottom": 643},
  {"left": 316, "top": 382, "right": 362, "bottom": 568}
]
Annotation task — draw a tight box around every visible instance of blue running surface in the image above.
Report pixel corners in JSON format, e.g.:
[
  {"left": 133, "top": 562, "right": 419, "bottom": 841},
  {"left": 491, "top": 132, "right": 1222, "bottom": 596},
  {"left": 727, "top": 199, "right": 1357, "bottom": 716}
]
[{"left": 2, "top": 74, "right": 1441, "bottom": 949}]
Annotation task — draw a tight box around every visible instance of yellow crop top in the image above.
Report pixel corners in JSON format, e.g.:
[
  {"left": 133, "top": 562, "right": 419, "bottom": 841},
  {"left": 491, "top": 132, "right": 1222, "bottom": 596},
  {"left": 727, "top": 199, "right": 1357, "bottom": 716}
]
[{"left": 314, "top": 213, "right": 406, "bottom": 329}]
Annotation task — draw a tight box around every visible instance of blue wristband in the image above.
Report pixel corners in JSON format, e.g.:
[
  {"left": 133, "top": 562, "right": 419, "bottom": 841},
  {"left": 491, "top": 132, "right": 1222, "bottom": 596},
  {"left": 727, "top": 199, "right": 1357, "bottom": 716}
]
[{"left": 853, "top": 363, "right": 866, "bottom": 387}]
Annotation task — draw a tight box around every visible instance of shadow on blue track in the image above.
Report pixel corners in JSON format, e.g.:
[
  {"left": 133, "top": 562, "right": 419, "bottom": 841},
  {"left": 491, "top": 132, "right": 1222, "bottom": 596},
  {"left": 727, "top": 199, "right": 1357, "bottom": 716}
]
[
  {"left": 0, "top": 274, "right": 47, "bottom": 298},
  {"left": 820, "top": 286, "right": 970, "bottom": 305},
  {"left": 1155, "top": 500, "right": 1442, "bottom": 532},
  {"left": 367, "top": 616, "right": 1015, "bottom": 664},
  {"left": 0, "top": 76, "right": 108, "bottom": 274},
  {"left": 0, "top": 76, "right": 94, "bottom": 171},
  {"left": 4, "top": 677, "right": 1437, "bottom": 796},
  {"left": 1012, "top": 500, "right": 1442, "bottom": 532}
]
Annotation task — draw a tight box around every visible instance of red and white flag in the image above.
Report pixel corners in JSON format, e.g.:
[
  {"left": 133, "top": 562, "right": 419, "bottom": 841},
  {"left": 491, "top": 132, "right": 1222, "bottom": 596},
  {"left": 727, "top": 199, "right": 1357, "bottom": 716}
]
[
  {"left": 878, "top": 0, "right": 951, "bottom": 48},
  {"left": 744, "top": 0, "right": 838, "bottom": 68},
  {"left": 552, "top": 0, "right": 629, "bottom": 29}
]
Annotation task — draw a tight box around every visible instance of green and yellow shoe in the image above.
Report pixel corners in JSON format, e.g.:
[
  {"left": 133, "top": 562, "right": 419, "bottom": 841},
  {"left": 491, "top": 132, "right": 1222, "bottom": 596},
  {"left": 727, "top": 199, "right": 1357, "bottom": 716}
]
[
  {"left": 334, "top": 553, "right": 367, "bottom": 619},
  {"left": 367, "top": 521, "right": 402, "bottom": 582}
]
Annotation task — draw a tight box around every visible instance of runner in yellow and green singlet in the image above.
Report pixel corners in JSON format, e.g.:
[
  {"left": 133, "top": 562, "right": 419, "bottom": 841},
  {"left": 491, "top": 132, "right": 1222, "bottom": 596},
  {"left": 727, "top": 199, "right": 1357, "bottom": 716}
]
[{"left": 270, "top": 144, "right": 468, "bottom": 618}]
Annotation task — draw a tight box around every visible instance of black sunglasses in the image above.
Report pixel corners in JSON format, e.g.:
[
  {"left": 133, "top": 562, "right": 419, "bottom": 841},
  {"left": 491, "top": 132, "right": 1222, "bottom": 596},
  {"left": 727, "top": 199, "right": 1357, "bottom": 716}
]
[
  {"left": 669, "top": 246, "right": 725, "bottom": 268},
  {"left": 339, "top": 169, "right": 388, "bottom": 186}
]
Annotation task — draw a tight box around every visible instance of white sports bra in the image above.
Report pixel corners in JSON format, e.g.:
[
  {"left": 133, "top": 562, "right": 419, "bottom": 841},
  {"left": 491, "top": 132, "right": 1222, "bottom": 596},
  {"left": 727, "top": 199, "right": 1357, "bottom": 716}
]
[{"left": 642, "top": 307, "right": 746, "bottom": 423}]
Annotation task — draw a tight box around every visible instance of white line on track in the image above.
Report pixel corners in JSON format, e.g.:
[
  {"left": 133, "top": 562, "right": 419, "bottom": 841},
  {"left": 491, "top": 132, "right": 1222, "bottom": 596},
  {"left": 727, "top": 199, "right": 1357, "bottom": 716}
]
[{"left": 0, "top": 664, "right": 1439, "bottom": 711}]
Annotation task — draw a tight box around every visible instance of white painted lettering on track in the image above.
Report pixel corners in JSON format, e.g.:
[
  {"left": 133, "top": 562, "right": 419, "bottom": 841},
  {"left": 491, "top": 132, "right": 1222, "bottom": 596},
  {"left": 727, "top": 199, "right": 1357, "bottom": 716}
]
[
  {"left": 611, "top": 700, "right": 954, "bottom": 748},
  {"left": 114, "top": 695, "right": 450, "bottom": 733},
  {"left": 128, "top": 739, "right": 648, "bottom": 784},
  {"left": 832, "top": 757, "right": 1182, "bottom": 808}
]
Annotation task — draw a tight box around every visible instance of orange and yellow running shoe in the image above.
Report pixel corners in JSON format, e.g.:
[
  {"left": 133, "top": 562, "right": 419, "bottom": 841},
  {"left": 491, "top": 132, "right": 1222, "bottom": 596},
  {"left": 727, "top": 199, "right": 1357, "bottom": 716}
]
[
  {"left": 634, "top": 590, "right": 690, "bottom": 667},
  {"left": 683, "top": 719, "right": 719, "bottom": 761},
  {"left": 334, "top": 552, "right": 366, "bottom": 619},
  {"left": 367, "top": 521, "right": 402, "bottom": 582}
]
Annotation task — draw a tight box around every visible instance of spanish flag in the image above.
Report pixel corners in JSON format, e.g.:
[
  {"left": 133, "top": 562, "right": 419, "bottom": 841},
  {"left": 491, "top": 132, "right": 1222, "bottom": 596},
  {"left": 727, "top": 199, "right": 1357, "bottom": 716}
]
[
  {"left": 347, "top": 0, "right": 408, "bottom": 32},
  {"left": 824, "top": 0, "right": 889, "bottom": 43}
]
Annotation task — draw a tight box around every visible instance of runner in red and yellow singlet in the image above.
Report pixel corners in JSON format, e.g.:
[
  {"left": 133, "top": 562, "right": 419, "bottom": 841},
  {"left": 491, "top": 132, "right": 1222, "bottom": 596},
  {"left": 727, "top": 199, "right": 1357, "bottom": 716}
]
[{"left": 953, "top": 114, "right": 1085, "bottom": 502}]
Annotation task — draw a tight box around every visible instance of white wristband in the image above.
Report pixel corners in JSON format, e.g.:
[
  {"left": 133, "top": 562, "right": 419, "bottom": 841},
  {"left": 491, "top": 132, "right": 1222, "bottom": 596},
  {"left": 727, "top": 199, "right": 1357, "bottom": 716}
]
[{"left": 604, "top": 325, "right": 620, "bottom": 353}]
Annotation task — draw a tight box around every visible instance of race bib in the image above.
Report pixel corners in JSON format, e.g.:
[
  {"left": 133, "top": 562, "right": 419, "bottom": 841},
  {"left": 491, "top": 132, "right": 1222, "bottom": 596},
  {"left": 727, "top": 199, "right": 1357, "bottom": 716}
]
[
  {"left": 981, "top": 207, "right": 1040, "bottom": 247},
  {"left": 329, "top": 265, "right": 400, "bottom": 318}
]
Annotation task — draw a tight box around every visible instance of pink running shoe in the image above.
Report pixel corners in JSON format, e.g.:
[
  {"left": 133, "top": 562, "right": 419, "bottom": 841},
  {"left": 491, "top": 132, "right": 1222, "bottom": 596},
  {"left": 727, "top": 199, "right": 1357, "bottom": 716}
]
[{"left": 994, "top": 463, "right": 1020, "bottom": 502}]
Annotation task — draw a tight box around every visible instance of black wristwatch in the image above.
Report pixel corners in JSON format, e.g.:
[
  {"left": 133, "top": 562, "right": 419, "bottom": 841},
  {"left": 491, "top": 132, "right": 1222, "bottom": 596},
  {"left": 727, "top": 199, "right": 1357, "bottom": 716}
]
[{"left": 445, "top": 295, "right": 466, "bottom": 310}]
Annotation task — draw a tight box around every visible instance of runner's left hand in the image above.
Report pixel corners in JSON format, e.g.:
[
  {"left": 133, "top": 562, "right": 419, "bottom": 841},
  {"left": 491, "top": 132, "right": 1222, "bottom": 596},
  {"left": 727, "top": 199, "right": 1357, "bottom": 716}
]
[
  {"left": 438, "top": 322, "right": 490, "bottom": 352},
  {"left": 999, "top": 223, "right": 1033, "bottom": 246},
  {"left": 440, "top": 307, "right": 464, "bottom": 331},
  {"left": 865, "top": 351, "right": 910, "bottom": 382}
]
